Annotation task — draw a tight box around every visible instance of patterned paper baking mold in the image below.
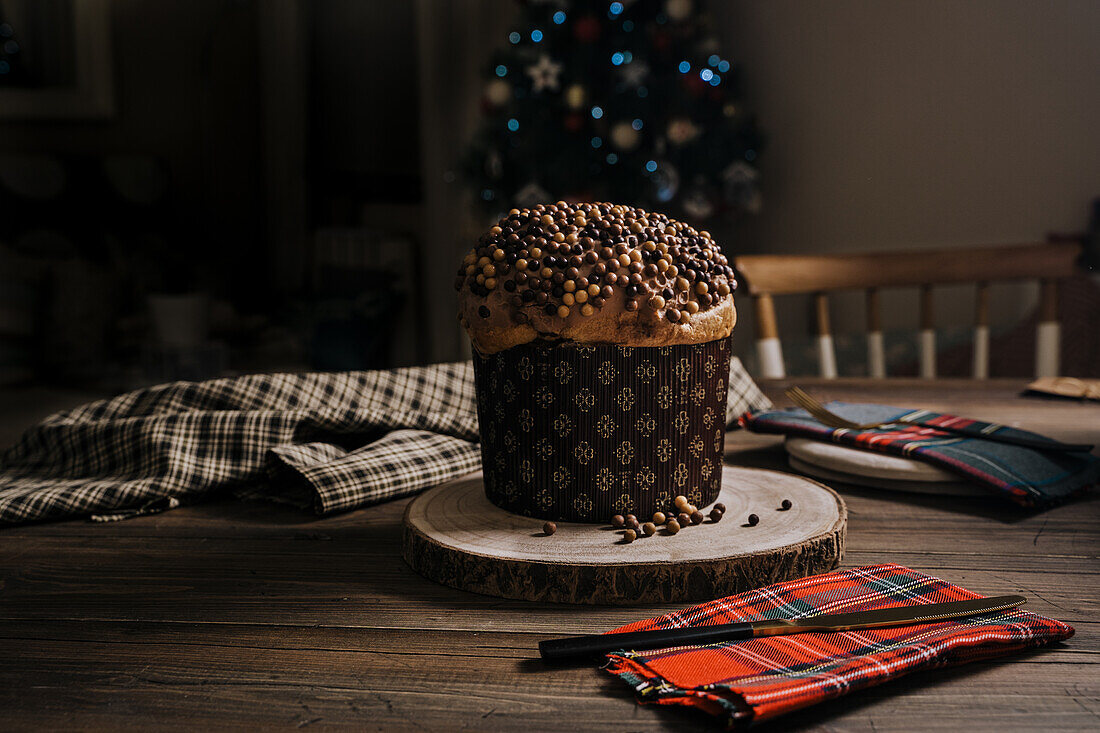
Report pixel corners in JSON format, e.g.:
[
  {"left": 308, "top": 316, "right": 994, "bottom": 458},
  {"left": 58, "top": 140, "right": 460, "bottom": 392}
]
[{"left": 473, "top": 337, "right": 731, "bottom": 522}]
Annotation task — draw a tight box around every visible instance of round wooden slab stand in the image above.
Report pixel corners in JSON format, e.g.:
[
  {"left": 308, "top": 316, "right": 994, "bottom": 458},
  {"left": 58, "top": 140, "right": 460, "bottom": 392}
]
[{"left": 403, "top": 466, "right": 846, "bottom": 605}]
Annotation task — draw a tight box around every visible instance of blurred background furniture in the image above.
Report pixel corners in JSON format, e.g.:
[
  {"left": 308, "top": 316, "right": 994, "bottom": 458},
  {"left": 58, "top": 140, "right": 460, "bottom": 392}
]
[
  {"left": 735, "top": 240, "right": 1086, "bottom": 380},
  {"left": 1, "top": 1, "right": 1097, "bottom": 385}
]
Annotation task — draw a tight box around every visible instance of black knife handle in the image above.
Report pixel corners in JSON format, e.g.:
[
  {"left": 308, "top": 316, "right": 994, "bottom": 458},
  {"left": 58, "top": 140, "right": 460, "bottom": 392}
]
[{"left": 539, "top": 622, "right": 754, "bottom": 661}]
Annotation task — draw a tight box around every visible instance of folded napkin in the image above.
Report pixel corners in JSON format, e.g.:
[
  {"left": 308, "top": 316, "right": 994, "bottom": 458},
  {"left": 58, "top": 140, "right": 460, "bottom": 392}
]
[
  {"left": 604, "top": 563, "right": 1073, "bottom": 728},
  {"left": 742, "top": 403, "right": 1099, "bottom": 509},
  {"left": 0, "top": 358, "right": 770, "bottom": 525}
]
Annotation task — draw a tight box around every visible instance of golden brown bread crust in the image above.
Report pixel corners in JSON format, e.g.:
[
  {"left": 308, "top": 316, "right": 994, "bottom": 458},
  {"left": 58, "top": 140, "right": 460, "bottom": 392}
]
[
  {"left": 456, "top": 202, "right": 737, "bottom": 354},
  {"left": 458, "top": 281, "right": 735, "bottom": 353}
]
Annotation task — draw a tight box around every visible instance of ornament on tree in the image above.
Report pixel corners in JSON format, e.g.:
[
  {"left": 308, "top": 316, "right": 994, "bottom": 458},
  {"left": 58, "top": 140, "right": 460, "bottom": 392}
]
[
  {"left": 485, "top": 150, "right": 504, "bottom": 180},
  {"left": 527, "top": 55, "right": 563, "bottom": 92},
  {"left": 485, "top": 79, "right": 511, "bottom": 107},
  {"left": 665, "top": 0, "right": 693, "bottom": 21},
  {"left": 722, "top": 160, "right": 758, "bottom": 186},
  {"left": 650, "top": 160, "right": 681, "bottom": 203},
  {"left": 681, "top": 181, "right": 715, "bottom": 219},
  {"left": 610, "top": 121, "right": 642, "bottom": 151},
  {"left": 723, "top": 160, "right": 761, "bottom": 212},
  {"left": 684, "top": 74, "right": 708, "bottom": 96},
  {"left": 514, "top": 181, "right": 552, "bottom": 208},
  {"left": 618, "top": 60, "right": 649, "bottom": 87},
  {"left": 573, "top": 15, "right": 601, "bottom": 43},
  {"left": 666, "top": 117, "right": 700, "bottom": 146},
  {"left": 698, "top": 36, "right": 721, "bottom": 55},
  {"left": 564, "top": 83, "right": 585, "bottom": 110}
]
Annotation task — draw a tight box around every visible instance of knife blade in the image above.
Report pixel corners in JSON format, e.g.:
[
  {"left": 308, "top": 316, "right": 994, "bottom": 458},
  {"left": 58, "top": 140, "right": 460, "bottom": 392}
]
[
  {"left": 539, "top": 594, "right": 1026, "bottom": 661},
  {"left": 892, "top": 417, "right": 1092, "bottom": 453}
]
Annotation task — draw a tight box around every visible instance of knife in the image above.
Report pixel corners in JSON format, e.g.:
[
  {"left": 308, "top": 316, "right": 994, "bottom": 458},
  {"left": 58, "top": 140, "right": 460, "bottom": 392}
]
[
  {"left": 889, "top": 417, "right": 1093, "bottom": 453},
  {"left": 539, "top": 594, "right": 1026, "bottom": 661}
]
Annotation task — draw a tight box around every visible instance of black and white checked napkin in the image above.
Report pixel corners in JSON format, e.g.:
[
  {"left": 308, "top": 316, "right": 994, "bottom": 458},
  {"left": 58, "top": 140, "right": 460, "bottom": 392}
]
[{"left": 0, "top": 358, "right": 770, "bottom": 525}]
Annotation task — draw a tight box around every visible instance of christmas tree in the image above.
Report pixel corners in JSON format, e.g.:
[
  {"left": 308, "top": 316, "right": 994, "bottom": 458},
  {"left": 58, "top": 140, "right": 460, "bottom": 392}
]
[{"left": 464, "top": 0, "right": 764, "bottom": 221}]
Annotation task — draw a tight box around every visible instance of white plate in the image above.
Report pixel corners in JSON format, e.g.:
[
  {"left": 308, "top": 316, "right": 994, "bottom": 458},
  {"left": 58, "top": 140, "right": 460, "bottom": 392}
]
[{"left": 785, "top": 437, "right": 987, "bottom": 496}]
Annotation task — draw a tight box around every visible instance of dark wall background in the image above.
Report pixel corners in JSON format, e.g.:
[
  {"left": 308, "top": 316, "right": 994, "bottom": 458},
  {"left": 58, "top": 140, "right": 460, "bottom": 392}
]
[{"left": 0, "top": 0, "right": 262, "bottom": 299}]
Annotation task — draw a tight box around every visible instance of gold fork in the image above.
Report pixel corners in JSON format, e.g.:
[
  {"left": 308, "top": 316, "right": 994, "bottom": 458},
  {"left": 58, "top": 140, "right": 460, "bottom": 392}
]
[{"left": 784, "top": 386, "right": 1093, "bottom": 452}]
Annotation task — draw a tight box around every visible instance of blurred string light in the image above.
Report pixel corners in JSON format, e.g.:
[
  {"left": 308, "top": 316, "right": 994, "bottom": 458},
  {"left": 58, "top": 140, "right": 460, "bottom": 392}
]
[{"left": 465, "top": 0, "right": 765, "bottom": 217}]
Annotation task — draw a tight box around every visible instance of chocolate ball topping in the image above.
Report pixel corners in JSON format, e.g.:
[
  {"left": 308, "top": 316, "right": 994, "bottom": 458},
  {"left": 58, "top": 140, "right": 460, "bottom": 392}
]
[{"left": 457, "top": 202, "right": 736, "bottom": 324}]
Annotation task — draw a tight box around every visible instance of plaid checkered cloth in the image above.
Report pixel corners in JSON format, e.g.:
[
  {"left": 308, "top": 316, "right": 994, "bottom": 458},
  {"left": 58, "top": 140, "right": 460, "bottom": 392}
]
[
  {"left": 741, "top": 403, "right": 1099, "bottom": 510},
  {"left": 0, "top": 358, "right": 769, "bottom": 525},
  {"left": 604, "top": 563, "right": 1074, "bottom": 728}
]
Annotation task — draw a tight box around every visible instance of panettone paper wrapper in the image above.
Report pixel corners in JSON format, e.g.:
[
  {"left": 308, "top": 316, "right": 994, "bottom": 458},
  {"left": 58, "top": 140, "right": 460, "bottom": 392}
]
[{"left": 473, "top": 337, "right": 731, "bottom": 522}]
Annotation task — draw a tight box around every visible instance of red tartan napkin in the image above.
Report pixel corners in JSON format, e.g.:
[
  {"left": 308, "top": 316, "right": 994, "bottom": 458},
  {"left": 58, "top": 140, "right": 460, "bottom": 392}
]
[{"left": 604, "top": 564, "right": 1073, "bottom": 728}]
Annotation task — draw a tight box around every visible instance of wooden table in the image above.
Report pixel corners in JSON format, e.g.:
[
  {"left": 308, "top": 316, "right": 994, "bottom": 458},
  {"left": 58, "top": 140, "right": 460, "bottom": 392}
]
[{"left": 1, "top": 379, "right": 1097, "bottom": 730}]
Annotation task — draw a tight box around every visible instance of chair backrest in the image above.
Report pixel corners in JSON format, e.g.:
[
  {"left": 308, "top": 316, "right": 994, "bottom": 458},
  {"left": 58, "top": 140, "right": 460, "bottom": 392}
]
[{"left": 733, "top": 241, "right": 1082, "bottom": 379}]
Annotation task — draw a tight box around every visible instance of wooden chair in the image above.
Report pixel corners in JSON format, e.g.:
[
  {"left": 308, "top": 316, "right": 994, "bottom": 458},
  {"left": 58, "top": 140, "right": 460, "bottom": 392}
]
[{"left": 733, "top": 241, "right": 1083, "bottom": 379}]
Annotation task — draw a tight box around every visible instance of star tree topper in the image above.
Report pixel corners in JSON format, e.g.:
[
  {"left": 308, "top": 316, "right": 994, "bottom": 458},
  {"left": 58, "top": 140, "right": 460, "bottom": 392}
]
[{"left": 527, "top": 55, "right": 563, "bottom": 93}]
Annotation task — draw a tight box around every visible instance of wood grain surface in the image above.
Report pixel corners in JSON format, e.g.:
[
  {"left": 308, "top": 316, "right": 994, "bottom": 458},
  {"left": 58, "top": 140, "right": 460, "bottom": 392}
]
[
  {"left": 0, "top": 378, "right": 1097, "bottom": 731},
  {"left": 403, "top": 467, "right": 845, "bottom": 604}
]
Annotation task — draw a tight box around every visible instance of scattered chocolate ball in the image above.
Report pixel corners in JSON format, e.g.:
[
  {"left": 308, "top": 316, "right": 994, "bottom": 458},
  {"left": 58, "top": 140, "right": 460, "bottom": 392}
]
[
  {"left": 666, "top": 519, "right": 681, "bottom": 534},
  {"left": 625, "top": 513, "right": 638, "bottom": 526},
  {"left": 652, "top": 511, "right": 666, "bottom": 525},
  {"left": 780, "top": 499, "right": 793, "bottom": 510},
  {"left": 623, "top": 528, "right": 637, "bottom": 543},
  {"left": 709, "top": 508, "right": 724, "bottom": 522},
  {"left": 747, "top": 513, "right": 760, "bottom": 526},
  {"left": 543, "top": 521, "right": 557, "bottom": 536},
  {"left": 690, "top": 510, "right": 704, "bottom": 525},
  {"left": 642, "top": 522, "right": 657, "bottom": 537},
  {"left": 677, "top": 512, "right": 692, "bottom": 527},
  {"left": 714, "top": 502, "right": 727, "bottom": 513},
  {"left": 611, "top": 514, "right": 625, "bottom": 528},
  {"left": 685, "top": 504, "right": 697, "bottom": 515},
  {"left": 674, "top": 495, "right": 689, "bottom": 511}
]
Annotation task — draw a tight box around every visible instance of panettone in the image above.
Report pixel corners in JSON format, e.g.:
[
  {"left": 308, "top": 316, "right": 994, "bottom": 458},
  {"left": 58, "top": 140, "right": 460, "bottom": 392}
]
[{"left": 456, "top": 202, "right": 736, "bottom": 353}]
